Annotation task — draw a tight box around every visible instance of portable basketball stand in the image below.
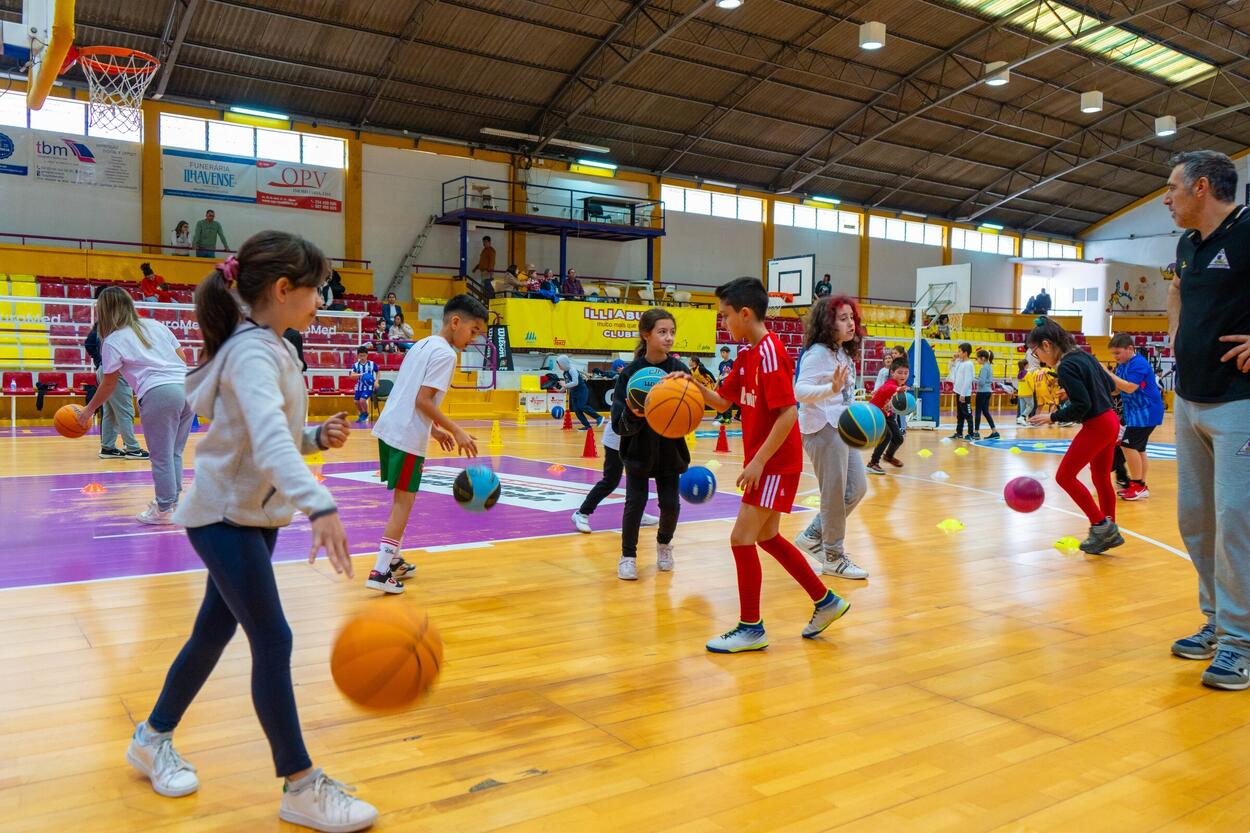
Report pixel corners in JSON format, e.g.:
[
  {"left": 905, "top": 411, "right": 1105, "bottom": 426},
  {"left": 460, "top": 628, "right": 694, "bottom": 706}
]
[{"left": 907, "top": 281, "right": 957, "bottom": 431}]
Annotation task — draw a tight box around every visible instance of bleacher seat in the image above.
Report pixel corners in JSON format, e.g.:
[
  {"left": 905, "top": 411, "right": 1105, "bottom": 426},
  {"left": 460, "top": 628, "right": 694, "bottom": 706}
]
[
  {"left": 38, "top": 283, "right": 65, "bottom": 298},
  {"left": 311, "top": 375, "right": 335, "bottom": 394},
  {"left": 384, "top": 353, "right": 403, "bottom": 370},
  {"left": 37, "top": 371, "right": 68, "bottom": 394},
  {"left": 54, "top": 347, "right": 81, "bottom": 367},
  {"left": 337, "top": 375, "right": 357, "bottom": 394},
  {"left": 2, "top": 371, "right": 35, "bottom": 394},
  {"left": 72, "top": 372, "right": 96, "bottom": 393}
]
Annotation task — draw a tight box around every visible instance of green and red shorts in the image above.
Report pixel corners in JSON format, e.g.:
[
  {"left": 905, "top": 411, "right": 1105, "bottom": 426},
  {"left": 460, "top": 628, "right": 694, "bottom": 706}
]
[{"left": 378, "top": 439, "right": 424, "bottom": 493}]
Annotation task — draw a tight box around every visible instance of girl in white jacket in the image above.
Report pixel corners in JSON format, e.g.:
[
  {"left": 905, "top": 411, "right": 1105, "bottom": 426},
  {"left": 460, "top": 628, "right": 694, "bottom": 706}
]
[
  {"left": 123, "top": 231, "right": 378, "bottom": 833},
  {"left": 793, "top": 295, "right": 870, "bottom": 580}
]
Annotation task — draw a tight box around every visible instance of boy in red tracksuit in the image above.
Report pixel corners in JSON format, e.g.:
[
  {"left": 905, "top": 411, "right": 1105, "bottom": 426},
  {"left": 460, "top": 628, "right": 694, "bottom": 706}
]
[
  {"left": 692, "top": 277, "right": 850, "bottom": 653},
  {"left": 866, "top": 358, "right": 909, "bottom": 474}
]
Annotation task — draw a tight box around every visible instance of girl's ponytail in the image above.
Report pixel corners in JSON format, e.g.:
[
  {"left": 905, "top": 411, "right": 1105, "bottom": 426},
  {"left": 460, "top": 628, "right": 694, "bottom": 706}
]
[{"left": 195, "top": 268, "right": 242, "bottom": 361}]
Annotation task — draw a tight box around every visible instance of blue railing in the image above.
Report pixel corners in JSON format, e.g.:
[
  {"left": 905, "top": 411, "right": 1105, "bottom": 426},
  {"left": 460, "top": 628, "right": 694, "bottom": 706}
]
[{"left": 440, "top": 176, "right": 664, "bottom": 231}]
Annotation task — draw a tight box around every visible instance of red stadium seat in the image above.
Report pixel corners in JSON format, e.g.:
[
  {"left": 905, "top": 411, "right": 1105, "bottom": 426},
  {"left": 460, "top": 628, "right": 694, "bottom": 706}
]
[
  {"left": 366, "top": 301, "right": 381, "bottom": 316},
  {"left": 319, "top": 351, "right": 341, "bottom": 368},
  {"left": 72, "top": 305, "right": 92, "bottom": 323},
  {"left": 45, "top": 303, "right": 71, "bottom": 321},
  {"left": 66, "top": 284, "right": 91, "bottom": 299},
  {"left": 2, "top": 371, "right": 35, "bottom": 394},
  {"left": 384, "top": 353, "right": 403, "bottom": 370},
  {"left": 54, "top": 347, "right": 81, "bottom": 367},
  {"left": 37, "top": 372, "right": 68, "bottom": 394},
  {"left": 337, "top": 375, "right": 357, "bottom": 394},
  {"left": 311, "top": 375, "right": 335, "bottom": 394},
  {"left": 72, "top": 372, "right": 96, "bottom": 393},
  {"left": 38, "top": 282, "right": 66, "bottom": 298},
  {"left": 49, "top": 324, "right": 76, "bottom": 338}
]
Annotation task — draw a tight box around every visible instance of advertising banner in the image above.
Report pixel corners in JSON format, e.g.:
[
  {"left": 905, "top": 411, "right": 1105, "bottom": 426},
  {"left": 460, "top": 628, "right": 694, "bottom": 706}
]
[
  {"left": 0, "top": 127, "right": 28, "bottom": 177},
  {"left": 492, "top": 298, "right": 717, "bottom": 353},
  {"left": 162, "top": 150, "right": 343, "bottom": 213},
  {"left": 0, "top": 126, "right": 138, "bottom": 188}
]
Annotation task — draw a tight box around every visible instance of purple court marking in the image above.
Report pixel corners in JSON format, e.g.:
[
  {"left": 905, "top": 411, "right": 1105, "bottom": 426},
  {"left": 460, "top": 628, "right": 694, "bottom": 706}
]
[{"left": 0, "top": 455, "right": 764, "bottom": 590}]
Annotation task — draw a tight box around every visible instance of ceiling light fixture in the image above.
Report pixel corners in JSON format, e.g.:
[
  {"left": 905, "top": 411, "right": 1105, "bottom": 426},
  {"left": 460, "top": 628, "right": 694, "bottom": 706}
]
[
  {"left": 479, "top": 127, "right": 610, "bottom": 154},
  {"left": 811, "top": 196, "right": 841, "bottom": 204},
  {"left": 1155, "top": 115, "right": 1177, "bottom": 137},
  {"left": 1079, "top": 91, "right": 1103, "bottom": 113},
  {"left": 576, "top": 158, "right": 616, "bottom": 170},
  {"left": 230, "top": 105, "right": 289, "bottom": 120},
  {"left": 984, "top": 61, "right": 1010, "bottom": 86},
  {"left": 859, "top": 21, "right": 886, "bottom": 50},
  {"left": 715, "top": 0, "right": 743, "bottom": 8}
]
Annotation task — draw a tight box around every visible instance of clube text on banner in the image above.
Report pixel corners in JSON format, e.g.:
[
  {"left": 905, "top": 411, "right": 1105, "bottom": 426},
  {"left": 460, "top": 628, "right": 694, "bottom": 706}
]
[
  {"left": 492, "top": 298, "right": 717, "bottom": 353},
  {"left": 161, "top": 149, "right": 343, "bottom": 213}
]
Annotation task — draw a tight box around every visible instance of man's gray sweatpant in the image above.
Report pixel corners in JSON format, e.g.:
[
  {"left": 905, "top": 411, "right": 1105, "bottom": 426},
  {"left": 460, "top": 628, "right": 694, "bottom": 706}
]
[
  {"left": 1175, "top": 396, "right": 1250, "bottom": 654},
  {"left": 139, "top": 383, "right": 194, "bottom": 511}
]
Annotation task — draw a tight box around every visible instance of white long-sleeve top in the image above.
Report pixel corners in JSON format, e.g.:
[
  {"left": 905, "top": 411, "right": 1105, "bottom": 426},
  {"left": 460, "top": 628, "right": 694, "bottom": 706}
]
[
  {"left": 949, "top": 357, "right": 974, "bottom": 397},
  {"left": 794, "top": 343, "right": 855, "bottom": 435}
]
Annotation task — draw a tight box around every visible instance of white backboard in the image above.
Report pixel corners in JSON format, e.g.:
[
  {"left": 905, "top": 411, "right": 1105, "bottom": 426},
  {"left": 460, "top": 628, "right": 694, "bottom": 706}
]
[
  {"left": 767, "top": 254, "right": 814, "bottom": 308},
  {"left": 915, "top": 263, "right": 971, "bottom": 315}
]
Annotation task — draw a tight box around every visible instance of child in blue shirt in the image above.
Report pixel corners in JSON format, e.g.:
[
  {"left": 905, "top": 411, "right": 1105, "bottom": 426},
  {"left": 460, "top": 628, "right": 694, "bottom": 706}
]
[
  {"left": 349, "top": 346, "right": 379, "bottom": 424},
  {"left": 1106, "top": 334, "right": 1165, "bottom": 500}
]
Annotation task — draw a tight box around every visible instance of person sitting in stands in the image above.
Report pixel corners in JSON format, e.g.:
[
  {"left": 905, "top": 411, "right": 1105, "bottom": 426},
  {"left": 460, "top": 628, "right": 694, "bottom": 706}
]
[
  {"left": 372, "top": 319, "right": 393, "bottom": 353},
  {"left": 138, "top": 263, "right": 171, "bottom": 303},
  {"left": 388, "top": 312, "right": 415, "bottom": 351},
  {"left": 561, "top": 268, "right": 585, "bottom": 299},
  {"left": 494, "top": 264, "right": 526, "bottom": 297}
]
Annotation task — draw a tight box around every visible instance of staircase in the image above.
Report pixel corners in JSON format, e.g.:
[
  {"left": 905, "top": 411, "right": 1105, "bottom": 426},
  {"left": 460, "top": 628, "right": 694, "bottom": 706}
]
[{"left": 385, "top": 214, "right": 438, "bottom": 298}]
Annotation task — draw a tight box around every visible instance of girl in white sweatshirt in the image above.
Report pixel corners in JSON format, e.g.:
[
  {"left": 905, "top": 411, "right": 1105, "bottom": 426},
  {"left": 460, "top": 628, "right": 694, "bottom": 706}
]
[
  {"left": 123, "top": 231, "right": 378, "bottom": 833},
  {"left": 793, "top": 295, "right": 870, "bottom": 580}
]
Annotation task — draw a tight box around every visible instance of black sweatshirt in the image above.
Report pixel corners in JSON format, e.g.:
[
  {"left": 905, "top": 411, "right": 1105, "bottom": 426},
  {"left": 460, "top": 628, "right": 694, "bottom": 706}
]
[
  {"left": 612, "top": 355, "right": 691, "bottom": 477},
  {"left": 1051, "top": 349, "right": 1115, "bottom": 424}
]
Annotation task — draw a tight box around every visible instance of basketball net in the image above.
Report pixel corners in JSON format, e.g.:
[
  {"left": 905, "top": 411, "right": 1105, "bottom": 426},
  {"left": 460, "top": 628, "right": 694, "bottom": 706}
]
[
  {"left": 948, "top": 312, "right": 964, "bottom": 330},
  {"left": 77, "top": 47, "right": 160, "bottom": 134}
]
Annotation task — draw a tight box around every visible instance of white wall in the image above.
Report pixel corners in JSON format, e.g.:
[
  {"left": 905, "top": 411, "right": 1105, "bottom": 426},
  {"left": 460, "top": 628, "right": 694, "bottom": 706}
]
[
  {"left": 161, "top": 195, "right": 342, "bottom": 261},
  {"left": 2, "top": 173, "right": 142, "bottom": 247},
  {"left": 362, "top": 145, "right": 510, "bottom": 297},
  {"left": 868, "top": 239, "right": 942, "bottom": 302},
  {"left": 1083, "top": 154, "right": 1250, "bottom": 267},
  {"left": 774, "top": 226, "right": 859, "bottom": 296},
  {"left": 956, "top": 250, "right": 1015, "bottom": 311},
  {"left": 662, "top": 212, "right": 763, "bottom": 287},
  {"left": 1021, "top": 261, "right": 1110, "bottom": 335}
]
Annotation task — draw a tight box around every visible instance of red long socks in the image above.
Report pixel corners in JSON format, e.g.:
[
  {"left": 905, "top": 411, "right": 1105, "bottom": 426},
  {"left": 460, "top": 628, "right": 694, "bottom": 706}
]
[
  {"left": 758, "top": 535, "right": 827, "bottom": 601},
  {"left": 731, "top": 536, "right": 828, "bottom": 624}
]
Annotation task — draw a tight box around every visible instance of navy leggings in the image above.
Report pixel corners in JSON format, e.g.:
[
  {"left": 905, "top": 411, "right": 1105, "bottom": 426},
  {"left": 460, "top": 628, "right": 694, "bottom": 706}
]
[{"left": 148, "top": 523, "right": 311, "bottom": 777}]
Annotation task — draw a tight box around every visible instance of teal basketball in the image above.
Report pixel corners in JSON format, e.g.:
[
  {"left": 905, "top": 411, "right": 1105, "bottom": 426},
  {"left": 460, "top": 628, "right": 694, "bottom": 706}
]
[
  {"left": 453, "top": 466, "right": 501, "bottom": 512},
  {"left": 626, "top": 366, "right": 666, "bottom": 412},
  {"left": 892, "top": 391, "right": 916, "bottom": 415},
  {"left": 838, "top": 402, "right": 886, "bottom": 448}
]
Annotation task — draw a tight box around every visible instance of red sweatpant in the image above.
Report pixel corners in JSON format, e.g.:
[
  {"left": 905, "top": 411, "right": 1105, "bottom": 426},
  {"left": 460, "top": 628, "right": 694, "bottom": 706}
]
[{"left": 1056, "top": 409, "right": 1120, "bottom": 524}]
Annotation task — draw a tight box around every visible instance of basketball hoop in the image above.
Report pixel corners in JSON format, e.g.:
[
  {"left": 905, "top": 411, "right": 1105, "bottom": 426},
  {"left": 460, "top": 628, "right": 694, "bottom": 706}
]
[{"left": 77, "top": 47, "right": 160, "bottom": 134}]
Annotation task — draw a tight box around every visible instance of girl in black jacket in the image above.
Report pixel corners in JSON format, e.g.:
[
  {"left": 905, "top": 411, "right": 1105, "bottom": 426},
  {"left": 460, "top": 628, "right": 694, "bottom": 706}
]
[{"left": 611, "top": 308, "right": 689, "bottom": 580}]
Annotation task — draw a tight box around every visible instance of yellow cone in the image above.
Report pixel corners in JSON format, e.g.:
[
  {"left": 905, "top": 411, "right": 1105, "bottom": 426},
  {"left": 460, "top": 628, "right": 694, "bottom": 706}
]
[
  {"left": 490, "top": 419, "right": 503, "bottom": 448},
  {"left": 800, "top": 495, "right": 821, "bottom": 508},
  {"left": 953, "top": 447, "right": 969, "bottom": 456},
  {"left": 516, "top": 407, "right": 527, "bottom": 427},
  {"left": 937, "top": 518, "right": 965, "bottom": 533},
  {"left": 685, "top": 431, "right": 697, "bottom": 450},
  {"left": 1054, "top": 536, "right": 1081, "bottom": 555},
  {"left": 304, "top": 450, "right": 325, "bottom": 466},
  {"left": 706, "top": 459, "right": 722, "bottom": 471},
  {"left": 1009, "top": 446, "right": 1022, "bottom": 455},
  {"left": 917, "top": 449, "right": 933, "bottom": 458}
]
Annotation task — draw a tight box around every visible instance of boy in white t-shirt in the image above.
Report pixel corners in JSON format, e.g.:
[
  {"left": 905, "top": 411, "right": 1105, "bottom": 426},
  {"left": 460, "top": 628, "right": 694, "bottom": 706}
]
[{"left": 366, "top": 295, "right": 489, "bottom": 593}]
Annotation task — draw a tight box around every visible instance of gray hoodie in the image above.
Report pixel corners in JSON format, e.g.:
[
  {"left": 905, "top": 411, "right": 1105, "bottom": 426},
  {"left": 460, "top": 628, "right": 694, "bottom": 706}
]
[{"left": 172, "top": 322, "right": 335, "bottom": 529}]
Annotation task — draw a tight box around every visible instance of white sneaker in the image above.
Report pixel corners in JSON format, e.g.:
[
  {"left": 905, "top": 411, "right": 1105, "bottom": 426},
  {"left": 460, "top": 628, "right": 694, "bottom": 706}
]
[
  {"left": 640, "top": 513, "right": 660, "bottom": 527},
  {"left": 706, "top": 623, "right": 768, "bottom": 653},
  {"left": 364, "top": 571, "right": 404, "bottom": 594},
  {"left": 656, "top": 543, "right": 674, "bottom": 572},
  {"left": 794, "top": 529, "right": 822, "bottom": 558},
  {"left": 802, "top": 594, "right": 851, "bottom": 638},
  {"left": 617, "top": 557, "right": 638, "bottom": 581},
  {"left": 279, "top": 770, "right": 378, "bottom": 833},
  {"left": 1016, "top": 416, "right": 1027, "bottom": 426},
  {"left": 822, "top": 554, "right": 869, "bottom": 580},
  {"left": 126, "top": 722, "right": 199, "bottom": 797},
  {"left": 137, "top": 504, "right": 175, "bottom": 525},
  {"left": 571, "top": 511, "right": 592, "bottom": 533}
]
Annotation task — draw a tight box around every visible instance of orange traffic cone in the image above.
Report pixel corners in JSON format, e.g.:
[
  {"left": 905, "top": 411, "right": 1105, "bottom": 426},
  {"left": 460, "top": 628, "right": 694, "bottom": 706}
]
[
  {"left": 582, "top": 427, "right": 598, "bottom": 458},
  {"left": 562, "top": 408, "right": 573, "bottom": 430},
  {"left": 80, "top": 481, "right": 107, "bottom": 495},
  {"left": 715, "top": 423, "right": 730, "bottom": 454}
]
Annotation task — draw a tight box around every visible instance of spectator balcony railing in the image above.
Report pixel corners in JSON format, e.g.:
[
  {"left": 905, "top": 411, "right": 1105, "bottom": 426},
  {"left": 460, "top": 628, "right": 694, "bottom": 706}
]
[
  {"left": 0, "top": 230, "right": 371, "bottom": 268},
  {"left": 440, "top": 176, "right": 665, "bottom": 231}
]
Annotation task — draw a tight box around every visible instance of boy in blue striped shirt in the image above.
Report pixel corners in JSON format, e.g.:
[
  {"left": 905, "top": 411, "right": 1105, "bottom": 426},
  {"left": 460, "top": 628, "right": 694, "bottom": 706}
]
[{"left": 349, "top": 346, "right": 378, "bottom": 424}]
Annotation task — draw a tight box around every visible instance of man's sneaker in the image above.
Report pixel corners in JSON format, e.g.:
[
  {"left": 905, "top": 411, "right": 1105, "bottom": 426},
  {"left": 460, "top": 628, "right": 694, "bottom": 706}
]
[
  {"left": 388, "top": 558, "right": 416, "bottom": 581},
  {"left": 124, "top": 448, "right": 151, "bottom": 460},
  {"left": 947, "top": 434, "right": 965, "bottom": 441},
  {"left": 1121, "top": 482, "right": 1150, "bottom": 501},
  {"left": 571, "top": 511, "right": 593, "bottom": 533},
  {"left": 968, "top": 432, "right": 982, "bottom": 441},
  {"left": 802, "top": 592, "right": 851, "bottom": 638},
  {"left": 640, "top": 512, "right": 660, "bottom": 527},
  {"left": 822, "top": 554, "right": 869, "bottom": 580},
  {"left": 884, "top": 457, "right": 903, "bottom": 468},
  {"left": 1172, "top": 623, "right": 1218, "bottom": 660},
  {"left": 1202, "top": 649, "right": 1250, "bottom": 691},
  {"left": 279, "top": 770, "right": 378, "bottom": 833},
  {"left": 795, "top": 529, "right": 823, "bottom": 558},
  {"left": 987, "top": 432, "right": 1001, "bottom": 440},
  {"left": 617, "top": 557, "right": 638, "bottom": 581},
  {"left": 126, "top": 722, "right": 199, "bottom": 797},
  {"left": 656, "top": 543, "right": 674, "bottom": 572},
  {"left": 1079, "top": 519, "right": 1125, "bottom": 554},
  {"left": 364, "top": 570, "right": 404, "bottom": 594},
  {"left": 137, "top": 504, "right": 175, "bottom": 525},
  {"left": 706, "top": 623, "right": 768, "bottom": 653},
  {"left": 866, "top": 463, "right": 886, "bottom": 475},
  {"left": 99, "top": 447, "right": 126, "bottom": 459}
]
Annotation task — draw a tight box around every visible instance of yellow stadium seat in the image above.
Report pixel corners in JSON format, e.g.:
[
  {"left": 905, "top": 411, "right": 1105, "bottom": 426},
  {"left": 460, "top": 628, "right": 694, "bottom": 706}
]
[
  {"left": 10, "top": 274, "right": 35, "bottom": 283},
  {"left": 520, "top": 374, "right": 541, "bottom": 393}
]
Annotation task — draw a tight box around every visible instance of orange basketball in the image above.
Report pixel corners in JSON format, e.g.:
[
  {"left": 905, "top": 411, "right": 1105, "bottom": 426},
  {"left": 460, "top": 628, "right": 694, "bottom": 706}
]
[
  {"left": 644, "top": 377, "right": 704, "bottom": 439},
  {"left": 54, "top": 404, "right": 87, "bottom": 439},
  {"left": 330, "top": 605, "right": 443, "bottom": 711}
]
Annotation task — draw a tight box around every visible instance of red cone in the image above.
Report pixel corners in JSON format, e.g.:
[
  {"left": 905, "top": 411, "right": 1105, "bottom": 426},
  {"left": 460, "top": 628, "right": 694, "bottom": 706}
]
[
  {"left": 562, "top": 408, "right": 573, "bottom": 430},
  {"left": 582, "top": 427, "right": 598, "bottom": 458},
  {"left": 715, "top": 423, "right": 730, "bottom": 454}
]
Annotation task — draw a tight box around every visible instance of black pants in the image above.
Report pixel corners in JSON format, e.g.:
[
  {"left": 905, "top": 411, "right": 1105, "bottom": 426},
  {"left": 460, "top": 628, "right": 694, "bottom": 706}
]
[
  {"left": 973, "top": 391, "right": 996, "bottom": 433},
  {"left": 580, "top": 447, "right": 623, "bottom": 515},
  {"left": 148, "top": 524, "right": 311, "bottom": 777},
  {"left": 870, "top": 414, "right": 904, "bottom": 465},
  {"left": 621, "top": 471, "right": 679, "bottom": 559},
  {"left": 1113, "top": 444, "right": 1129, "bottom": 484},
  {"left": 954, "top": 395, "right": 972, "bottom": 435}
]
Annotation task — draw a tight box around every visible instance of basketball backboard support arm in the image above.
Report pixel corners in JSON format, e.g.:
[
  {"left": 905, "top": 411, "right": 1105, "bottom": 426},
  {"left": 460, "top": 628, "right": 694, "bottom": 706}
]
[
  {"left": 910, "top": 283, "right": 955, "bottom": 429},
  {"left": 1, "top": 0, "right": 75, "bottom": 110},
  {"left": 910, "top": 263, "right": 970, "bottom": 429}
]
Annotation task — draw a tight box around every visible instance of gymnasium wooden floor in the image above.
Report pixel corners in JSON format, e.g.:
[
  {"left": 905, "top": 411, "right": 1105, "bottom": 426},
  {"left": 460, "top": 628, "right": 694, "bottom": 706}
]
[{"left": 3, "top": 412, "right": 1249, "bottom": 833}]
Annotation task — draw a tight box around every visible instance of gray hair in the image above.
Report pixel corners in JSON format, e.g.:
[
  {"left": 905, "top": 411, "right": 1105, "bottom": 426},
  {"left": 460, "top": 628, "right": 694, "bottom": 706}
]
[{"left": 1169, "top": 150, "right": 1239, "bottom": 202}]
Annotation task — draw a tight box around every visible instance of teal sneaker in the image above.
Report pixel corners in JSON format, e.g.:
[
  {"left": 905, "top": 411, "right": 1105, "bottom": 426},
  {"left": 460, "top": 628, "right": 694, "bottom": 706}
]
[{"left": 707, "top": 622, "right": 768, "bottom": 653}]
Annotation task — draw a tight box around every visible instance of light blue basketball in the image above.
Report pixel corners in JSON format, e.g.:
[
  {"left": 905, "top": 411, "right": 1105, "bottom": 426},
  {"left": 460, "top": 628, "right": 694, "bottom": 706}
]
[
  {"left": 892, "top": 391, "right": 916, "bottom": 415},
  {"left": 626, "top": 366, "right": 666, "bottom": 412},
  {"left": 452, "top": 466, "right": 501, "bottom": 512},
  {"left": 679, "top": 466, "right": 717, "bottom": 504},
  {"left": 837, "top": 402, "right": 886, "bottom": 448}
]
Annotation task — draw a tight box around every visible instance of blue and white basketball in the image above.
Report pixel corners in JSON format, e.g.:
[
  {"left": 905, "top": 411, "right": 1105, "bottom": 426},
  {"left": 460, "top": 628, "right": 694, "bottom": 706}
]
[
  {"left": 551, "top": 405, "right": 565, "bottom": 420},
  {"left": 453, "top": 466, "right": 502, "bottom": 512},
  {"left": 838, "top": 402, "right": 886, "bottom": 448},
  {"left": 891, "top": 391, "right": 916, "bottom": 415},
  {"left": 626, "top": 366, "right": 666, "bottom": 412},
  {"left": 679, "top": 466, "right": 717, "bottom": 504}
]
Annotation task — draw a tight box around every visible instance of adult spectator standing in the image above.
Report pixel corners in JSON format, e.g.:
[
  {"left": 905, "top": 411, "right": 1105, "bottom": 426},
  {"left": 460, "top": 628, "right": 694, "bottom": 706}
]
[
  {"left": 814, "top": 274, "right": 832, "bottom": 298},
  {"left": 193, "top": 209, "right": 228, "bottom": 258},
  {"left": 1023, "top": 295, "right": 1037, "bottom": 314},
  {"left": 472, "top": 235, "right": 497, "bottom": 288},
  {"left": 84, "top": 287, "right": 149, "bottom": 461},
  {"left": 380, "top": 292, "right": 402, "bottom": 329},
  {"left": 1164, "top": 149, "right": 1250, "bottom": 691},
  {"left": 1034, "top": 288, "right": 1052, "bottom": 315},
  {"left": 561, "top": 268, "right": 585, "bottom": 299},
  {"left": 171, "top": 221, "right": 191, "bottom": 256}
]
